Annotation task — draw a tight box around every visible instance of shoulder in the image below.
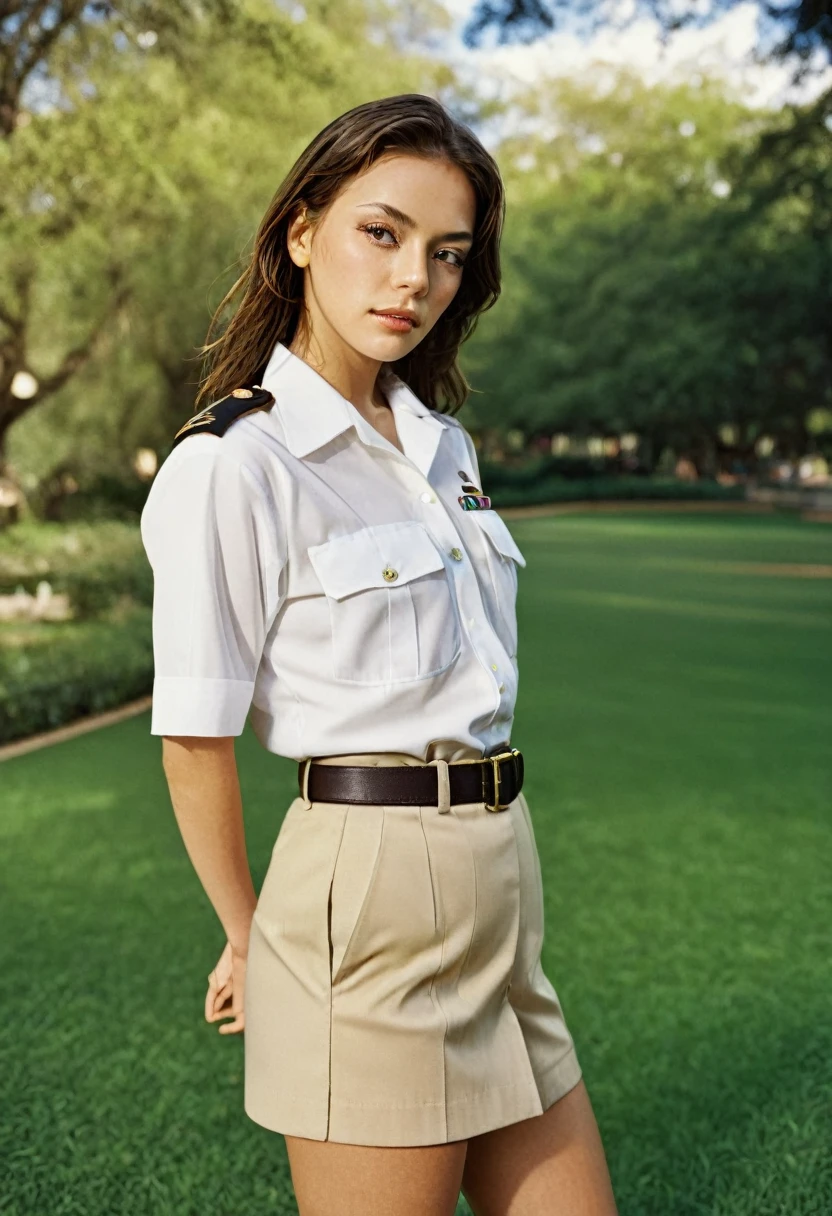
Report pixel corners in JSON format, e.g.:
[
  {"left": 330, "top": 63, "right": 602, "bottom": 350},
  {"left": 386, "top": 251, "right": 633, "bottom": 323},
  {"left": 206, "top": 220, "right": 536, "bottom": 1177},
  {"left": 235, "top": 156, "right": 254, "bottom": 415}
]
[
  {"left": 155, "top": 384, "right": 287, "bottom": 503},
  {"left": 170, "top": 385, "right": 275, "bottom": 448},
  {"left": 141, "top": 414, "right": 275, "bottom": 549}
]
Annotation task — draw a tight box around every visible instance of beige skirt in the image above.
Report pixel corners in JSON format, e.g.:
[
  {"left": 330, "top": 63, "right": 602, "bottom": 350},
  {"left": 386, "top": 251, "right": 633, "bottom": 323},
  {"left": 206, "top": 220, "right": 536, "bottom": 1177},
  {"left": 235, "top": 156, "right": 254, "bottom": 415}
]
[{"left": 243, "top": 750, "right": 583, "bottom": 1147}]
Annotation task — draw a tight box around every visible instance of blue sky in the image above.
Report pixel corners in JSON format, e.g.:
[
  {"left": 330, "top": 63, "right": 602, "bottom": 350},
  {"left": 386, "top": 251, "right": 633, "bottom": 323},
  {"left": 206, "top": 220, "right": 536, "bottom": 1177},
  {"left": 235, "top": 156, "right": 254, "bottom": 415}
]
[{"left": 435, "top": 0, "right": 832, "bottom": 112}]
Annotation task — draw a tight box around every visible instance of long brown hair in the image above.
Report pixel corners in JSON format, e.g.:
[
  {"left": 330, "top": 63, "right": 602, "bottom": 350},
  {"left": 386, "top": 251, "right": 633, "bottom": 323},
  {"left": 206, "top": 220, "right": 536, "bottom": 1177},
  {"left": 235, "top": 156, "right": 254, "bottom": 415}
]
[{"left": 194, "top": 93, "right": 505, "bottom": 415}]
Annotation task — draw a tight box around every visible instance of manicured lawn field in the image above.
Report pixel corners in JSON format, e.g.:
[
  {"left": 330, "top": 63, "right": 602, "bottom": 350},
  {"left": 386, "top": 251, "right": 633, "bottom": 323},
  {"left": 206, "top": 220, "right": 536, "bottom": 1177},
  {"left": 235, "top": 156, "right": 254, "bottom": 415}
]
[{"left": 2, "top": 511, "right": 830, "bottom": 1215}]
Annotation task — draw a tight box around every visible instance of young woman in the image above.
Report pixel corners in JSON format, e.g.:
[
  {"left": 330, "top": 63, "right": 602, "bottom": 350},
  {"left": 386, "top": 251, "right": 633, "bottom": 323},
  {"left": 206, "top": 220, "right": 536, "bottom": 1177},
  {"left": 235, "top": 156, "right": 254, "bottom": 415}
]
[{"left": 140, "top": 93, "right": 618, "bottom": 1215}]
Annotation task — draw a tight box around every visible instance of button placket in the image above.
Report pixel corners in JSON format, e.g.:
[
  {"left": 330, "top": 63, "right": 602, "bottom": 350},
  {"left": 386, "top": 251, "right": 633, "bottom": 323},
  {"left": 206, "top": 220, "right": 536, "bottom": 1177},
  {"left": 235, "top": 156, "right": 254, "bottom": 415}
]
[{"left": 408, "top": 466, "right": 515, "bottom": 722}]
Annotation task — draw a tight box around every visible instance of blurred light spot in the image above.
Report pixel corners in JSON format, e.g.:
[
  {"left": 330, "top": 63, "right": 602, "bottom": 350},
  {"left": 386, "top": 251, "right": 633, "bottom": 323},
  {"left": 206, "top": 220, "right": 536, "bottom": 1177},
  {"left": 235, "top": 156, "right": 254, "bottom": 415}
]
[
  {"left": 11, "top": 371, "right": 38, "bottom": 399},
  {"left": 133, "top": 448, "right": 158, "bottom": 480}
]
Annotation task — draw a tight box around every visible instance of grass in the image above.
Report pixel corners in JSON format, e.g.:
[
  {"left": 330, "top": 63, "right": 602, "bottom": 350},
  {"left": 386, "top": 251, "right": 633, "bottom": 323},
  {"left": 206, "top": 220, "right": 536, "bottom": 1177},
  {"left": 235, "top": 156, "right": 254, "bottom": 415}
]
[{"left": 2, "top": 510, "right": 830, "bottom": 1215}]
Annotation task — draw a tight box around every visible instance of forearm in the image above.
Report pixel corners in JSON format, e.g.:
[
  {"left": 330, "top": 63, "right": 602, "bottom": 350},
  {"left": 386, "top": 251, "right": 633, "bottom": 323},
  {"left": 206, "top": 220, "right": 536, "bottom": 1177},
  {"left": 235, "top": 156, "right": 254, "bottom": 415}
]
[{"left": 161, "top": 736, "right": 257, "bottom": 954}]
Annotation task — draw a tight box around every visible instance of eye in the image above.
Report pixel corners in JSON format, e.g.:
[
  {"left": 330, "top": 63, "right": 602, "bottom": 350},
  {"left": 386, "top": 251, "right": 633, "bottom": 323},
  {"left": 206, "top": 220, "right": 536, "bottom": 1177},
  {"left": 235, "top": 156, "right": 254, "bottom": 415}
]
[
  {"left": 437, "top": 248, "right": 467, "bottom": 269},
  {"left": 362, "top": 223, "right": 467, "bottom": 269},
  {"left": 363, "top": 222, "right": 398, "bottom": 245}
]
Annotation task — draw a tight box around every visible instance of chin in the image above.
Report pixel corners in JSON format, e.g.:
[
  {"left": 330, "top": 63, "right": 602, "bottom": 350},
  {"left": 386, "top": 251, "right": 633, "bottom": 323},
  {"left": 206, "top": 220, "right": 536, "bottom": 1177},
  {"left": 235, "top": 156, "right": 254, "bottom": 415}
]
[{"left": 360, "top": 328, "right": 419, "bottom": 358}]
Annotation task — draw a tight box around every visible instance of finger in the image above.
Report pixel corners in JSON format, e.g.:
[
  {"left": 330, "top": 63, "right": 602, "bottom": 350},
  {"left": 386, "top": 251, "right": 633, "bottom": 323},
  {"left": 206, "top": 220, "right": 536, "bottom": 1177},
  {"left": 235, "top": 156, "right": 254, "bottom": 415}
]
[
  {"left": 218, "top": 1014, "right": 245, "bottom": 1034},
  {"left": 205, "top": 981, "right": 232, "bottom": 1019},
  {"left": 206, "top": 989, "right": 233, "bottom": 1019}
]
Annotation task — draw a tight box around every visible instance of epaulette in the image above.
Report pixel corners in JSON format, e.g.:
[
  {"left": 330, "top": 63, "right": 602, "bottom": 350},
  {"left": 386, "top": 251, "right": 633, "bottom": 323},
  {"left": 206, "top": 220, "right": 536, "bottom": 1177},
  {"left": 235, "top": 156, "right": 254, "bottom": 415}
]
[{"left": 171, "top": 385, "right": 275, "bottom": 448}]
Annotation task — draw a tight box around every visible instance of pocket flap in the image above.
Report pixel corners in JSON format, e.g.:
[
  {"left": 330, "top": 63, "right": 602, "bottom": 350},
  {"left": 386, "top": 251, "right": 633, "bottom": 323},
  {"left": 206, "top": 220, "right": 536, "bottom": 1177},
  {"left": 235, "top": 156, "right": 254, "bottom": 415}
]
[
  {"left": 308, "top": 520, "right": 447, "bottom": 600},
  {"left": 472, "top": 510, "right": 527, "bottom": 568}
]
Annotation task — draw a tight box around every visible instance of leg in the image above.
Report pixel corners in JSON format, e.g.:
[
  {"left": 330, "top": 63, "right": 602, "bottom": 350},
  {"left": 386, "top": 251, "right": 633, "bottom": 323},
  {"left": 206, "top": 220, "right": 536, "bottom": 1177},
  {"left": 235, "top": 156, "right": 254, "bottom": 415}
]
[
  {"left": 284, "top": 1133, "right": 469, "bottom": 1216},
  {"left": 461, "top": 1078, "right": 618, "bottom": 1216}
]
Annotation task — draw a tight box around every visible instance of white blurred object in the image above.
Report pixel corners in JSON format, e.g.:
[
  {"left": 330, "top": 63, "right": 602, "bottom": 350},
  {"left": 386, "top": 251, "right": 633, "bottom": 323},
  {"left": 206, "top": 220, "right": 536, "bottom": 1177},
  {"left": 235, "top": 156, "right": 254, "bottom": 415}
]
[
  {"left": 10, "top": 371, "right": 38, "bottom": 399},
  {"left": 0, "top": 581, "right": 72, "bottom": 622},
  {"left": 133, "top": 448, "right": 158, "bottom": 479}
]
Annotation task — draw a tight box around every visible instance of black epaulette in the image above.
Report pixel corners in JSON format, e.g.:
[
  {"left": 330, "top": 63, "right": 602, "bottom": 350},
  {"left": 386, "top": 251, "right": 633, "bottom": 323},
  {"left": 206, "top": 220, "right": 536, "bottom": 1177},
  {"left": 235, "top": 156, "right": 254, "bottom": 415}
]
[{"left": 171, "top": 385, "right": 275, "bottom": 448}]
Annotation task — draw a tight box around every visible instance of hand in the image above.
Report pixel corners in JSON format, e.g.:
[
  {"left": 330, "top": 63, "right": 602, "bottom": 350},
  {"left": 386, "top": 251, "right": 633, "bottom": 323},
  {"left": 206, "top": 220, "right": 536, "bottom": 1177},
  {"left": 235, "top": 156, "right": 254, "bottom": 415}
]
[{"left": 205, "top": 940, "right": 247, "bottom": 1035}]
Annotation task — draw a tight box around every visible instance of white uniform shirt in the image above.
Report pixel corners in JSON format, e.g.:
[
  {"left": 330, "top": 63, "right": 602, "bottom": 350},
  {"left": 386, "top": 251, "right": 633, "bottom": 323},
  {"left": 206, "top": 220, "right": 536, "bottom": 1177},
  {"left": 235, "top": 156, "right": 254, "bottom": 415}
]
[{"left": 140, "top": 340, "right": 527, "bottom": 762}]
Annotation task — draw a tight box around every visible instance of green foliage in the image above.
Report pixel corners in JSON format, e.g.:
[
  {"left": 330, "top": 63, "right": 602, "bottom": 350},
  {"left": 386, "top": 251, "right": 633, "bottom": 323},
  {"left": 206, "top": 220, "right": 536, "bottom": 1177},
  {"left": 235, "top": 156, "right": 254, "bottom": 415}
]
[
  {"left": 0, "top": 603, "right": 153, "bottom": 743},
  {"left": 0, "top": 519, "right": 152, "bottom": 616},
  {"left": 462, "top": 69, "right": 831, "bottom": 467},
  {"left": 481, "top": 464, "right": 747, "bottom": 508},
  {"left": 2, "top": 8, "right": 829, "bottom": 509},
  {"left": 2, "top": 0, "right": 450, "bottom": 505}
]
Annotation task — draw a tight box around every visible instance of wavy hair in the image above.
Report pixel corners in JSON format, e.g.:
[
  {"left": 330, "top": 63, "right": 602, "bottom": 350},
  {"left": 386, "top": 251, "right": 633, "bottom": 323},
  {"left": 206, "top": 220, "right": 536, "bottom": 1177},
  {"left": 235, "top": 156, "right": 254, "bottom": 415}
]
[{"left": 194, "top": 92, "right": 505, "bottom": 415}]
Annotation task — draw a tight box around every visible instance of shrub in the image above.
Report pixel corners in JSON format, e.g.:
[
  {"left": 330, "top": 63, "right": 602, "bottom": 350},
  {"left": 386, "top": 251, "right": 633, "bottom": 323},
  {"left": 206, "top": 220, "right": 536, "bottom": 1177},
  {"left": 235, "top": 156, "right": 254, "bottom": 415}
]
[
  {"left": 0, "top": 520, "right": 152, "bottom": 619},
  {"left": 0, "top": 604, "right": 153, "bottom": 744}
]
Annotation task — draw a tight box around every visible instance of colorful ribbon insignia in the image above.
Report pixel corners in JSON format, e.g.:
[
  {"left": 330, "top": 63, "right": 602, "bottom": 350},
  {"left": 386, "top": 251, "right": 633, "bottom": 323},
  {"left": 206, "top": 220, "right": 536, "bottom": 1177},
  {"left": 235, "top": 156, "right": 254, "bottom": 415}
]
[
  {"left": 459, "top": 493, "right": 492, "bottom": 510},
  {"left": 456, "top": 470, "right": 491, "bottom": 511}
]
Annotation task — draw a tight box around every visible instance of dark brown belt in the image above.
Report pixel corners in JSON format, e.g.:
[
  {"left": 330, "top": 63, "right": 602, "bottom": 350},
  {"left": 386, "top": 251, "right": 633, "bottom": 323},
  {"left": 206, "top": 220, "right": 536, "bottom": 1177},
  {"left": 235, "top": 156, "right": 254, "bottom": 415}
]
[{"left": 297, "top": 746, "right": 524, "bottom": 812}]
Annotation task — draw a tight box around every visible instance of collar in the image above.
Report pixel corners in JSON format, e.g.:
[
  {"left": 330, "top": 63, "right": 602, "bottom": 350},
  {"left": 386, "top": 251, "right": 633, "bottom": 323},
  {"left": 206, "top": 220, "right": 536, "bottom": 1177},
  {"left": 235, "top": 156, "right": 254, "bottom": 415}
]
[{"left": 259, "top": 341, "right": 448, "bottom": 477}]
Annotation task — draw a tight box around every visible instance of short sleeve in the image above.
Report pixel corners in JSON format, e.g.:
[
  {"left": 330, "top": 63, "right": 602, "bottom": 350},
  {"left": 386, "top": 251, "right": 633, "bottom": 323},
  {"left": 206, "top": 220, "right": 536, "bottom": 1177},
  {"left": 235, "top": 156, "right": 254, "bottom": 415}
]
[{"left": 140, "top": 443, "right": 285, "bottom": 736}]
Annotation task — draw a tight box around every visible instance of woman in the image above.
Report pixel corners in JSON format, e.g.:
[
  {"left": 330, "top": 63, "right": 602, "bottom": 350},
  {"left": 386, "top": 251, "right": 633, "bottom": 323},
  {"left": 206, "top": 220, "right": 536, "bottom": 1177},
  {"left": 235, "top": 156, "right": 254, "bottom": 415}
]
[{"left": 140, "top": 93, "right": 618, "bottom": 1215}]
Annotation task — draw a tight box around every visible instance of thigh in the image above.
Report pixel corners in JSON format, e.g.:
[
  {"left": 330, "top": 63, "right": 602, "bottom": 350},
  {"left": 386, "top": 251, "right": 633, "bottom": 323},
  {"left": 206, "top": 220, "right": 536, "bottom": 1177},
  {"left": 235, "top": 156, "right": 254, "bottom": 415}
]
[
  {"left": 284, "top": 1134, "right": 468, "bottom": 1216},
  {"left": 460, "top": 1078, "right": 618, "bottom": 1216}
]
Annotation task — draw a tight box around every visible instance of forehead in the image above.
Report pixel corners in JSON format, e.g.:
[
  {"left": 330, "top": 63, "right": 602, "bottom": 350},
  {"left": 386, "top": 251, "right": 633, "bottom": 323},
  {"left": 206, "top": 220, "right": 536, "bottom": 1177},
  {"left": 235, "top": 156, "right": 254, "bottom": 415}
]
[{"left": 335, "top": 154, "right": 476, "bottom": 225}]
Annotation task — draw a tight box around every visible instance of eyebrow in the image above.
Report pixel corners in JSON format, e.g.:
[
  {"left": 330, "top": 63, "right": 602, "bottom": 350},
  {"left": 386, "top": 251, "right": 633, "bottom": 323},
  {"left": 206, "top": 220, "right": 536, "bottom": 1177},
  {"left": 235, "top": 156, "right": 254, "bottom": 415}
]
[{"left": 357, "top": 202, "right": 474, "bottom": 243}]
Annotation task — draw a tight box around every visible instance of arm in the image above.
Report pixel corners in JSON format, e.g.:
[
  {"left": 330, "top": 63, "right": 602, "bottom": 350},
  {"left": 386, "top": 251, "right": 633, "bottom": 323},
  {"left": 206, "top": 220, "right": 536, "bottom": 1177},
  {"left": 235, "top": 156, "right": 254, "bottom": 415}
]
[
  {"left": 161, "top": 734, "right": 254, "bottom": 1036},
  {"left": 161, "top": 735, "right": 257, "bottom": 956},
  {"left": 140, "top": 442, "right": 286, "bottom": 1035}
]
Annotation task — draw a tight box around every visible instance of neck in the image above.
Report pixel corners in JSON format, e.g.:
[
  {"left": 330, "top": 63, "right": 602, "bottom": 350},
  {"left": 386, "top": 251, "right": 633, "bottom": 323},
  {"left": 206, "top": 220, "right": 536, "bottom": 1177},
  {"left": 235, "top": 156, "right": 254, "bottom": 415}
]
[{"left": 288, "top": 328, "right": 390, "bottom": 425}]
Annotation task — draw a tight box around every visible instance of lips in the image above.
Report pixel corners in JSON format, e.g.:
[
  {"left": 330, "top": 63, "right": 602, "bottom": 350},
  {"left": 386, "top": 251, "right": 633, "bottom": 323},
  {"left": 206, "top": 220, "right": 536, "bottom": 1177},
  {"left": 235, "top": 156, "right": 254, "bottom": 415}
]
[{"left": 372, "top": 309, "right": 419, "bottom": 328}]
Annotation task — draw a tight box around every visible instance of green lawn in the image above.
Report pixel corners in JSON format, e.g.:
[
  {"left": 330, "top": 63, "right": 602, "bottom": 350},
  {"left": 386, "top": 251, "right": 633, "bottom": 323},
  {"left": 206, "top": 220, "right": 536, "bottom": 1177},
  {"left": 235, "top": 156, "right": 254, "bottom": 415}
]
[{"left": 2, "top": 511, "right": 830, "bottom": 1215}]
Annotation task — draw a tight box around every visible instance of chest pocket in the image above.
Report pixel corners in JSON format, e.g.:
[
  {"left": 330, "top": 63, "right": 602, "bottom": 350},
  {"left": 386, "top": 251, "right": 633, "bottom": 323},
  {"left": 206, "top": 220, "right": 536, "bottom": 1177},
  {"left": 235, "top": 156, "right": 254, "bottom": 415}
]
[
  {"left": 308, "top": 520, "right": 462, "bottom": 684},
  {"left": 469, "top": 510, "right": 526, "bottom": 659}
]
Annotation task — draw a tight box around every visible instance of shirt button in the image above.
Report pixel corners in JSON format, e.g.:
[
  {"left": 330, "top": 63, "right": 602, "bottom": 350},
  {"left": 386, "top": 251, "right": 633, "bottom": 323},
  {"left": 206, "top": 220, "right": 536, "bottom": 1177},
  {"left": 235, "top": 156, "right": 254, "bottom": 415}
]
[
  {"left": 498, "top": 683, "right": 505, "bottom": 692},
  {"left": 420, "top": 490, "right": 436, "bottom": 503},
  {"left": 450, "top": 547, "right": 463, "bottom": 561},
  {"left": 491, "top": 663, "right": 498, "bottom": 671},
  {"left": 382, "top": 566, "right": 398, "bottom": 582}
]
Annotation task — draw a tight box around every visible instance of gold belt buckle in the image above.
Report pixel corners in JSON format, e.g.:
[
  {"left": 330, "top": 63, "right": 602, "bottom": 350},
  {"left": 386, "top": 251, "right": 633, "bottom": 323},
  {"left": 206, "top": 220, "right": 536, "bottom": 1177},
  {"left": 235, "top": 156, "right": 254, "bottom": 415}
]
[{"left": 483, "top": 747, "right": 521, "bottom": 812}]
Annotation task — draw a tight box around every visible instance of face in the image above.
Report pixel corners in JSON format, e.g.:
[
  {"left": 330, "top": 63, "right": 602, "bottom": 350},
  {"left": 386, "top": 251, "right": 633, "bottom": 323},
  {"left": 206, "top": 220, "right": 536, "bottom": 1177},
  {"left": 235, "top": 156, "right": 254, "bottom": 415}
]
[{"left": 287, "top": 153, "right": 477, "bottom": 362}]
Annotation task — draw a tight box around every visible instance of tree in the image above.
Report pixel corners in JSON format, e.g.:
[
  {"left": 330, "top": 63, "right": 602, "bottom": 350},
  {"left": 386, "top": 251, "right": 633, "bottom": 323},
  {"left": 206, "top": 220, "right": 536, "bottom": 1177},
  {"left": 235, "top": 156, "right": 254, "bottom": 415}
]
[
  {"left": 462, "top": 68, "right": 831, "bottom": 473},
  {"left": 461, "top": 1, "right": 832, "bottom": 68},
  {"left": 0, "top": 0, "right": 462, "bottom": 511},
  {"left": 0, "top": 1, "right": 452, "bottom": 501}
]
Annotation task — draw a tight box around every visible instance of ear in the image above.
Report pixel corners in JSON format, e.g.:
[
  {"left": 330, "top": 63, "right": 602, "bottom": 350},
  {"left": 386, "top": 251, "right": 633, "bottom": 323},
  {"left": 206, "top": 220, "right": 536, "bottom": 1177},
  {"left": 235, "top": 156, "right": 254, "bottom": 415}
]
[{"left": 287, "top": 203, "right": 314, "bottom": 269}]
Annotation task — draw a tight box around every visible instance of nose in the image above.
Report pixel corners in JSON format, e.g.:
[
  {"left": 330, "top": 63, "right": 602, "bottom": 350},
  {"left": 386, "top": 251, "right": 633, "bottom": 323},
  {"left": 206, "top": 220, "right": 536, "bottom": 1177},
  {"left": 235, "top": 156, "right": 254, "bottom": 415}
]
[{"left": 392, "top": 243, "right": 430, "bottom": 296}]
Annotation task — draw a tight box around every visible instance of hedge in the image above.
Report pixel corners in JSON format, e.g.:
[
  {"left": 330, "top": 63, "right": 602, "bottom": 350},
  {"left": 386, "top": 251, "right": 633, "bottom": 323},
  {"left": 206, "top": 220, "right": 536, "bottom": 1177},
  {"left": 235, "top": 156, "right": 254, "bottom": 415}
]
[
  {"left": 485, "top": 472, "right": 747, "bottom": 508},
  {"left": 0, "top": 605, "right": 153, "bottom": 745}
]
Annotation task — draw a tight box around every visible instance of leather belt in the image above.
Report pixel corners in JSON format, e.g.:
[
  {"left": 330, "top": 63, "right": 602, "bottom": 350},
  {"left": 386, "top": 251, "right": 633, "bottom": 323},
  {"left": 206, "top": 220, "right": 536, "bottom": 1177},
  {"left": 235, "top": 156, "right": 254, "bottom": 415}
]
[{"left": 297, "top": 747, "right": 524, "bottom": 812}]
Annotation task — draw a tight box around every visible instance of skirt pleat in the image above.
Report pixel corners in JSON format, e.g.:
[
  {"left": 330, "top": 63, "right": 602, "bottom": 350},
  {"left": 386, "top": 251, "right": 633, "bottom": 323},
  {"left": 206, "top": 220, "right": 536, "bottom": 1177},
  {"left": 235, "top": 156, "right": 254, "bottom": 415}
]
[{"left": 243, "top": 787, "right": 582, "bottom": 1146}]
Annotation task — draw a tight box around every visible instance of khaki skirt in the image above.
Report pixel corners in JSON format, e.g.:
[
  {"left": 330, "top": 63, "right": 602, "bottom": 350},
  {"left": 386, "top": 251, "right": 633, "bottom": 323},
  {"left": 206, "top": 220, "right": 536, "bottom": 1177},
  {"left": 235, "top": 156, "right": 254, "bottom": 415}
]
[{"left": 243, "top": 751, "right": 583, "bottom": 1147}]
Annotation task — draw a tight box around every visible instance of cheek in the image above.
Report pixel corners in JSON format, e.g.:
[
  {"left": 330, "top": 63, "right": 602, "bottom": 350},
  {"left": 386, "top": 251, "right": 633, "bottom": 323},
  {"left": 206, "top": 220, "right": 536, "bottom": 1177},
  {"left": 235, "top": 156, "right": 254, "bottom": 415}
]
[
  {"left": 329, "top": 231, "right": 381, "bottom": 283},
  {"left": 427, "top": 270, "right": 463, "bottom": 319}
]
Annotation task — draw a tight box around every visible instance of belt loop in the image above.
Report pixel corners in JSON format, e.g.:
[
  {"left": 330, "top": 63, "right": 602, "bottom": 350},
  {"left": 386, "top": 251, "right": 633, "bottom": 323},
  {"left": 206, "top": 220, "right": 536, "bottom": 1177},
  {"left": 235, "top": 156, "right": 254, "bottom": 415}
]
[
  {"left": 428, "top": 759, "right": 451, "bottom": 813},
  {"left": 300, "top": 758, "right": 313, "bottom": 810}
]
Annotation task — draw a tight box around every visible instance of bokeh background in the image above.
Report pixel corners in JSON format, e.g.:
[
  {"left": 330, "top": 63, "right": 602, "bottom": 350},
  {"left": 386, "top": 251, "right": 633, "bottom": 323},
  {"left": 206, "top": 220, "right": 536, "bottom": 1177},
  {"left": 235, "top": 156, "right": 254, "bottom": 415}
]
[{"left": 2, "top": 2, "right": 831, "bottom": 1213}]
